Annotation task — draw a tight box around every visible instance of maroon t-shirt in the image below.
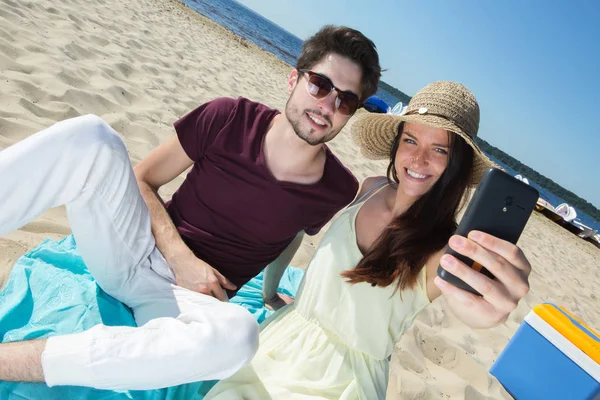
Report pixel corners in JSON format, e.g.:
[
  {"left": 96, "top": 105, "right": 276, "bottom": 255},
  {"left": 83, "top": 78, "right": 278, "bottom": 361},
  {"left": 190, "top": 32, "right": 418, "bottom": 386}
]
[{"left": 166, "top": 97, "right": 358, "bottom": 294}]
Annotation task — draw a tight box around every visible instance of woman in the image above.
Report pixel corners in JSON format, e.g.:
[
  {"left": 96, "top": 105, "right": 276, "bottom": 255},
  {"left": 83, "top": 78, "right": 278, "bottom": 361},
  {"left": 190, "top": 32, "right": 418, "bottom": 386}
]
[{"left": 205, "top": 81, "right": 532, "bottom": 399}]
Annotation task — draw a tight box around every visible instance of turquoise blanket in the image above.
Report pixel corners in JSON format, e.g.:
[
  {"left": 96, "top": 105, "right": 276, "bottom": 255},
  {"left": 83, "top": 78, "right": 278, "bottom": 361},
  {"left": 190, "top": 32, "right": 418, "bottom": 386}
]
[{"left": 0, "top": 235, "right": 304, "bottom": 399}]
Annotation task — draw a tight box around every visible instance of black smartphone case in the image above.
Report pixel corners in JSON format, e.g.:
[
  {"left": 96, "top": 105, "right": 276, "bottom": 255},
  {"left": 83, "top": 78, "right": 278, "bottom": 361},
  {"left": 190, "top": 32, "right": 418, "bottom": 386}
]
[{"left": 437, "top": 168, "right": 539, "bottom": 295}]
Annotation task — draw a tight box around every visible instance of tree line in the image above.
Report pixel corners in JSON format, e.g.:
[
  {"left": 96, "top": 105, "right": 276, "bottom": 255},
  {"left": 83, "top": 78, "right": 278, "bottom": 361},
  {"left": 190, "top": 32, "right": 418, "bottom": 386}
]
[
  {"left": 474, "top": 137, "right": 600, "bottom": 221},
  {"left": 379, "top": 81, "right": 411, "bottom": 104}
]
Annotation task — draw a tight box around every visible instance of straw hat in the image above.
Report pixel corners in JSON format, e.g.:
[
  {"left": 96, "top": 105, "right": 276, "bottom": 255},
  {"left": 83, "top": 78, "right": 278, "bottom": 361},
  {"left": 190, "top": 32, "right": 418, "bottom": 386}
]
[{"left": 352, "top": 80, "right": 494, "bottom": 184}]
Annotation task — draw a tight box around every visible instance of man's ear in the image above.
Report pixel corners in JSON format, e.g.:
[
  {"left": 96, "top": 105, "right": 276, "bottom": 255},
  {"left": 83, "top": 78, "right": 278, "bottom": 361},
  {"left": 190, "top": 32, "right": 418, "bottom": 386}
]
[{"left": 288, "top": 69, "right": 299, "bottom": 95}]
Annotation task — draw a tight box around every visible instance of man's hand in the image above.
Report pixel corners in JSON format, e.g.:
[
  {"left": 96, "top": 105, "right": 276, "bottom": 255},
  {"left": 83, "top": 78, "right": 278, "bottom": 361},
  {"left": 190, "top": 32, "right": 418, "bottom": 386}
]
[
  {"left": 434, "top": 230, "right": 531, "bottom": 328},
  {"left": 171, "top": 257, "right": 236, "bottom": 301}
]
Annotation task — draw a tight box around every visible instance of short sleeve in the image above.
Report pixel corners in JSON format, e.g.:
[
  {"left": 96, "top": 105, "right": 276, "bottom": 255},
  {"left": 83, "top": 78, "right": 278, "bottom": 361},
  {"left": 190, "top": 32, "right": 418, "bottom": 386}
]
[{"left": 173, "top": 97, "right": 237, "bottom": 161}]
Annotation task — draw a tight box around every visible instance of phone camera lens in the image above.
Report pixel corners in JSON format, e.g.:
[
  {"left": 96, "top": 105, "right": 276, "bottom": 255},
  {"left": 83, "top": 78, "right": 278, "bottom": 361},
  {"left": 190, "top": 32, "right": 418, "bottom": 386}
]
[{"left": 504, "top": 196, "right": 513, "bottom": 206}]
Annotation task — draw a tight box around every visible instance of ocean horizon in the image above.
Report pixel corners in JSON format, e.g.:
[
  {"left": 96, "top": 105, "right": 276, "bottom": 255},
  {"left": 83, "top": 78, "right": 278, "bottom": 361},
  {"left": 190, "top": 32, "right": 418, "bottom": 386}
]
[{"left": 182, "top": 0, "right": 599, "bottom": 232}]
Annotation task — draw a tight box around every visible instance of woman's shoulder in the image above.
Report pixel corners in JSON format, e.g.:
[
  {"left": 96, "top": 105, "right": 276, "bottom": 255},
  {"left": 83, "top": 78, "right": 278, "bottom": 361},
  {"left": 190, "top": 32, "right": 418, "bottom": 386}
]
[{"left": 356, "top": 176, "right": 388, "bottom": 199}]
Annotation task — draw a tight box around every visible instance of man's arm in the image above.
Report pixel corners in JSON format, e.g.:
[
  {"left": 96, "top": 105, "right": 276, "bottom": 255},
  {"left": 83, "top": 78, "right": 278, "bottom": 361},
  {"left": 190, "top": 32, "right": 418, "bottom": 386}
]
[
  {"left": 261, "top": 177, "right": 376, "bottom": 310},
  {"left": 134, "top": 136, "right": 235, "bottom": 300},
  {"left": 262, "top": 231, "right": 304, "bottom": 310},
  {"left": 134, "top": 136, "right": 194, "bottom": 264}
]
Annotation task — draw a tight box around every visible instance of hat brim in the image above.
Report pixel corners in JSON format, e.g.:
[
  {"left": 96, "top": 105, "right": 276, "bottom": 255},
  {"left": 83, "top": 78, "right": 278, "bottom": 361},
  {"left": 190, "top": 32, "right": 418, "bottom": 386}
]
[{"left": 352, "top": 113, "right": 496, "bottom": 185}]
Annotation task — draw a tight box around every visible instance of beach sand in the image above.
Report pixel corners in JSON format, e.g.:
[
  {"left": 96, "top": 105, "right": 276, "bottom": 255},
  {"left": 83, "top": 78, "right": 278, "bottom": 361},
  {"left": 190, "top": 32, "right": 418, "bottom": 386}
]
[{"left": 1, "top": 0, "right": 599, "bottom": 398}]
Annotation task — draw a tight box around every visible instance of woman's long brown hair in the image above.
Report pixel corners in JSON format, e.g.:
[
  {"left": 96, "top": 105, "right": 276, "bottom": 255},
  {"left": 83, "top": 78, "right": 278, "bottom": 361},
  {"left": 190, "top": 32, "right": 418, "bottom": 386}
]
[{"left": 341, "top": 123, "right": 474, "bottom": 292}]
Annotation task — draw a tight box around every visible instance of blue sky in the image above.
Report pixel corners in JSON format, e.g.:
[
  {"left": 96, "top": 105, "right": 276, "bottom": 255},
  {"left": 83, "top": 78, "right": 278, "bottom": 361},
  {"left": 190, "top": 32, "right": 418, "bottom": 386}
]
[{"left": 237, "top": 0, "right": 599, "bottom": 208}]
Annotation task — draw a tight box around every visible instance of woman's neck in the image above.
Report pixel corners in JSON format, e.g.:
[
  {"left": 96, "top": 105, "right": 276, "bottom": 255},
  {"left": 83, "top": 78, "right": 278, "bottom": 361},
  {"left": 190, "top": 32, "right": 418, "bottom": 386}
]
[{"left": 388, "top": 185, "right": 418, "bottom": 218}]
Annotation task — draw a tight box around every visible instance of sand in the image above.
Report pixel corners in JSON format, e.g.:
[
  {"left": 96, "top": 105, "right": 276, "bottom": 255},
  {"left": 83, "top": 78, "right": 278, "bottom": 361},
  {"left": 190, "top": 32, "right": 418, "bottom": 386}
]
[{"left": 1, "top": 0, "right": 599, "bottom": 398}]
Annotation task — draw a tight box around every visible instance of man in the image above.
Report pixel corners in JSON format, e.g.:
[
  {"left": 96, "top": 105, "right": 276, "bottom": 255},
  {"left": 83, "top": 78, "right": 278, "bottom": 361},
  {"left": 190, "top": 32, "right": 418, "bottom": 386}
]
[{"left": 0, "top": 25, "right": 381, "bottom": 390}]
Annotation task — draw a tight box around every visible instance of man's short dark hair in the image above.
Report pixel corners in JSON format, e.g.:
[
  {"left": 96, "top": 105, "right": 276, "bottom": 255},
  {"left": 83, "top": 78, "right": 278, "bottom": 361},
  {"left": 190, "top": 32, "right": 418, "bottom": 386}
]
[{"left": 296, "top": 25, "right": 381, "bottom": 101}]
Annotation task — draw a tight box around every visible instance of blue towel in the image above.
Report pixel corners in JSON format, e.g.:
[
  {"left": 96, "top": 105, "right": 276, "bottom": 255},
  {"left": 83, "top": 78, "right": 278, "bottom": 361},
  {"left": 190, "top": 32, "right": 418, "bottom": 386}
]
[
  {"left": 230, "top": 262, "right": 304, "bottom": 324},
  {"left": 0, "top": 235, "right": 304, "bottom": 399}
]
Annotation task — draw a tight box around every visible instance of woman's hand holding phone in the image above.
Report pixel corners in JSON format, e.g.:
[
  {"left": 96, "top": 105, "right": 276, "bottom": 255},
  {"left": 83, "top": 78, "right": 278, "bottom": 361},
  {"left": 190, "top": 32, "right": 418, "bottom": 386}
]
[{"left": 434, "top": 230, "right": 532, "bottom": 328}]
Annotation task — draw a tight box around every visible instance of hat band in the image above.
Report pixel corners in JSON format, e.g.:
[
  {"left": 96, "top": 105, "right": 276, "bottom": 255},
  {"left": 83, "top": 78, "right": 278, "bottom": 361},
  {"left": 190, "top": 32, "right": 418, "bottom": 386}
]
[{"left": 402, "top": 108, "right": 474, "bottom": 139}]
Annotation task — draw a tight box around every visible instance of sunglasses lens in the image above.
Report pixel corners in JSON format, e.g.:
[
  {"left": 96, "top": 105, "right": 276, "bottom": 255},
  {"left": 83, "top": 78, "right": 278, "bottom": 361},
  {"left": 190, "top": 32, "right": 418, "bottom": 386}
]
[
  {"left": 307, "top": 74, "right": 333, "bottom": 98},
  {"left": 304, "top": 71, "right": 360, "bottom": 115},
  {"left": 337, "top": 93, "right": 360, "bottom": 115}
]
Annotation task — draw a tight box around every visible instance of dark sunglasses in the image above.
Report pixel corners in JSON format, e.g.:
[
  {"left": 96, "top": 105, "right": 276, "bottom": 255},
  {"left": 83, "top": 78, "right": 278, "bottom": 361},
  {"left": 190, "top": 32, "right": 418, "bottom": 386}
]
[{"left": 298, "top": 69, "right": 362, "bottom": 115}]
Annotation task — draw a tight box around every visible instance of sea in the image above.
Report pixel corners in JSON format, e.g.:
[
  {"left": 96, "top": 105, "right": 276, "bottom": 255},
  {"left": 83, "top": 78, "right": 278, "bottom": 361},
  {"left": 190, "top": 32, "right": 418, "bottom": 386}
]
[{"left": 182, "top": 0, "right": 600, "bottom": 232}]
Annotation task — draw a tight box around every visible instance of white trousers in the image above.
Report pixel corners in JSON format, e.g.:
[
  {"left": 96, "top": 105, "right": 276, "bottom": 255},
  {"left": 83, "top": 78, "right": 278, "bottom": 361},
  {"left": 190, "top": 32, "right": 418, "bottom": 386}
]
[{"left": 0, "top": 115, "right": 259, "bottom": 390}]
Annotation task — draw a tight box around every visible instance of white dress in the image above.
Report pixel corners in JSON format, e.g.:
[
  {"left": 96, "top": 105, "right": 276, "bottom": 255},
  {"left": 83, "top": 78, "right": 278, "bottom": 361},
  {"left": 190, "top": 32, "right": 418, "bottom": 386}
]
[{"left": 206, "top": 184, "right": 431, "bottom": 399}]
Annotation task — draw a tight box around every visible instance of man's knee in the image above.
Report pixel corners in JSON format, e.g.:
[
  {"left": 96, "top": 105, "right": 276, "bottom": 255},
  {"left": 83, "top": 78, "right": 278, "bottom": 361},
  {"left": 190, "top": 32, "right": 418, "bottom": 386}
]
[
  {"left": 226, "top": 305, "right": 259, "bottom": 364},
  {"left": 63, "top": 114, "right": 126, "bottom": 155},
  {"left": 190, "top": 304, "right": 259, "bottom": 380}
]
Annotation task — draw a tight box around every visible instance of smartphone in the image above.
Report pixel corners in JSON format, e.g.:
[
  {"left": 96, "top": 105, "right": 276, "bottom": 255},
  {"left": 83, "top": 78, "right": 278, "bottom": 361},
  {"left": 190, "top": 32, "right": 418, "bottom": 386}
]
[{"left": 437, "top": 167, "right": 539, "bottom": 295}]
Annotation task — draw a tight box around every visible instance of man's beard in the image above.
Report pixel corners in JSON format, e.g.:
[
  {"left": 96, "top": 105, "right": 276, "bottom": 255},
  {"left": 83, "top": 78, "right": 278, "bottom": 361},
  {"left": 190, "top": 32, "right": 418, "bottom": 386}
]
[{"left": 285, "top": 100, "right": 333, "bottom": 146}]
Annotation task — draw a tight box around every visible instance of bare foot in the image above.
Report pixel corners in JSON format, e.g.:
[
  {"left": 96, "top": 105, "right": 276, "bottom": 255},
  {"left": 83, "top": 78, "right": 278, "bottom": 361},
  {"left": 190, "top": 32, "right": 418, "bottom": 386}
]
[{"left": 264, "top": 292, "right": 294, "bottom": 311}]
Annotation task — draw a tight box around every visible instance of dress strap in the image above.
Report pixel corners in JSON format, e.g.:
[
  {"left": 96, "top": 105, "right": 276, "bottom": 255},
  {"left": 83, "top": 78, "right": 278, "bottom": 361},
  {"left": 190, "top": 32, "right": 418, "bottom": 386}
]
[{"left": 350, "top": 178, "right": 388, "bottom": 206}]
